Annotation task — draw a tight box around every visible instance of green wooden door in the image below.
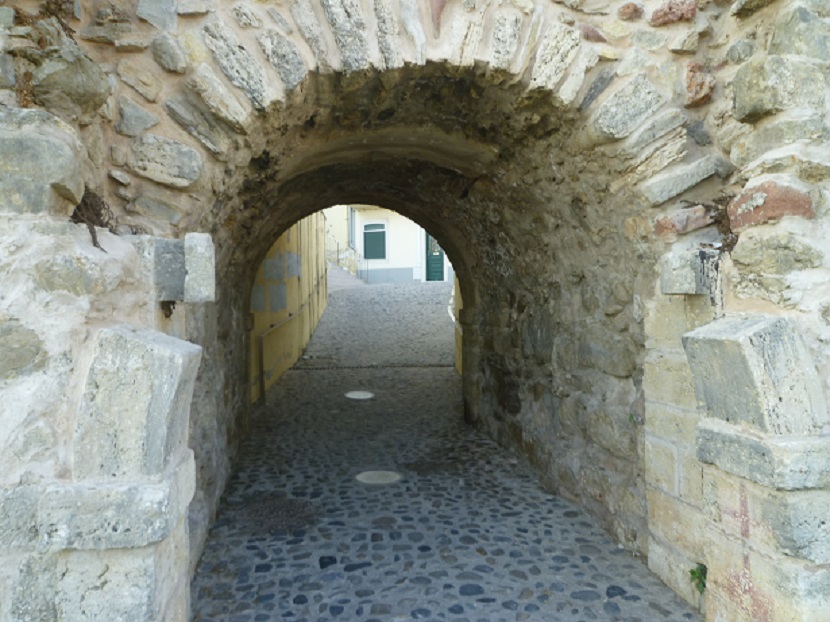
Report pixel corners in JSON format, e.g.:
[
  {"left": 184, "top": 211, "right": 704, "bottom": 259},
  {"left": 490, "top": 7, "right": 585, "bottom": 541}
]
[{"left": 425, "top": 234, "right": 445, "bottom": 281}]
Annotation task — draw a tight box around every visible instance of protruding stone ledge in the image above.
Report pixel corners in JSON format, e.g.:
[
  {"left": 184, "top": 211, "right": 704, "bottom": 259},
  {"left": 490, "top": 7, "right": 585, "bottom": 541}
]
[
  {"left": 683, "top": 315, "right": 828, "bottom": 435},
  {"left": 0, "top": 450, "right": 194, "bottom": 550},
  {"left": 74, "top": 325, "right": 202, "bottom": 480},
  {"left": 661, "top": 249, "right": 719, "bottom": 295},
  {"left": 130, "top": 233, "right": 216, "bottom": 303},
  {"left": 697, "top": 418, "right": 830, "bottom": 491}
]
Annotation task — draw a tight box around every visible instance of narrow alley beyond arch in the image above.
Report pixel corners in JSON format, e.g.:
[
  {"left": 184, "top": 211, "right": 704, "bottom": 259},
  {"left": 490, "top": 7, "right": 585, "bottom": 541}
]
[{"left": 191, "top": 276, "right": 699, "bottom": 622}]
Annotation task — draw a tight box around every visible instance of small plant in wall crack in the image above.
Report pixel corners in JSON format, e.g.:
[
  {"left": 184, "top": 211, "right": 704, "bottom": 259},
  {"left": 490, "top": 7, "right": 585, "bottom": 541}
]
[{"left": 689, "top": 563, "right": 708, "bottom": 594}]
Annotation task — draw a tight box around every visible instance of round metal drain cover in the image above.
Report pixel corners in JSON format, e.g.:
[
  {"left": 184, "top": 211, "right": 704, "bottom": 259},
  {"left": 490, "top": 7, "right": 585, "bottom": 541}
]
[
  {"left": 356, "top": 470, "right": 401, "bottom": 485},
  {"left": 345, "top": 390, "right": 374, "bottom": 400}
]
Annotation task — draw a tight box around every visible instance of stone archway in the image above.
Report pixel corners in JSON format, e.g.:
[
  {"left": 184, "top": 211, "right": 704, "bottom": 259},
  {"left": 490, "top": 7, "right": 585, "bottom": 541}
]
[{"left": 2, "top": 1, "right": 829, "bottom": 620}]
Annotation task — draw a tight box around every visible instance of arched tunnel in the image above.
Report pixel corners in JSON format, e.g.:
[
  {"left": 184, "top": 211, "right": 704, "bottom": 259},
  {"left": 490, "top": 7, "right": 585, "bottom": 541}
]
[{"left": 2, "top": 1, "right": 829, "bottom": 620}]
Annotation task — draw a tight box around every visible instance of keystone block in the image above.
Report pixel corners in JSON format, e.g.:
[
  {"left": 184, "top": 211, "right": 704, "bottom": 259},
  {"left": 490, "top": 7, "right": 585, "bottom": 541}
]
[{"left": 683, "top": 315, "right": 828, "bottom": 435}]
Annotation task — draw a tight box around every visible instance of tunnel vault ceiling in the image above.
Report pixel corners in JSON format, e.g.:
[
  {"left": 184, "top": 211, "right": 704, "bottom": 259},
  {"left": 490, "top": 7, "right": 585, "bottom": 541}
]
[{"left": 2, "top": 0, "right": 830, "bottom": 620}]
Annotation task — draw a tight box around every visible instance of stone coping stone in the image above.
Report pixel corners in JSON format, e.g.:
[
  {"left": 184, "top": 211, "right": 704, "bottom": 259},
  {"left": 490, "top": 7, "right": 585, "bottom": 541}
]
[
  {"left": 0, "top": 450, "right": 194, "bottom": 551},
  {"left": 697, "top": 418, "right": 830, "bottom": 491}
]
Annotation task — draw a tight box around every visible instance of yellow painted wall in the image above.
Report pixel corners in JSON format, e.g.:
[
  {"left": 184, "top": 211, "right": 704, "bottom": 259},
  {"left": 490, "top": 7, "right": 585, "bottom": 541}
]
[
  {"left": 249, "top": 213, "right": 328, "bottom": 403},
  {"left": 453, "top": 276, "right": 463, "bottom": 375}
]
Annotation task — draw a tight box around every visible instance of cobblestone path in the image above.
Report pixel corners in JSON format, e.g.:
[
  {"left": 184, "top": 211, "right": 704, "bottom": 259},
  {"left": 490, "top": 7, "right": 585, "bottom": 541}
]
[{"left": 191, "top": 273, "right": 701, "bottom": 622}]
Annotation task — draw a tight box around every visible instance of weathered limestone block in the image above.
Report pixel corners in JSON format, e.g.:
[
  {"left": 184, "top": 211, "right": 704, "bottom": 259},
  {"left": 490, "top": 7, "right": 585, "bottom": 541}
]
[
  {"left": 116, "top": 96, "right": 159, "bottom": 137},
  {"left": 0, "top": 319, "right": 46, "bottom": 380},
  {"left": 29, "top": 44, "right": 110, "bottom": 125},
  {"left": 763, "top": 489, "right": 830, "bottom": 564},
  {"left": 39, "top": 450, "right": 195, "bottom": 550},
  {"left": 202, "top": 19, "right": 272, "bottom": 109},
  {"left": 727, "top": 176, "right": 814, "bottom": 232},
  {"left": 232, "top": 4, "right": 263, "bottom": 28},
  {"left": 733, "top": 56, "right": 826, "bottom": 123},
  {"left": 73, "top": 325, "right": 202, "bottom": 480},
  {"left": 697, "top": 418, "right": 830, "bottom": 490},
  {"left": 128, "top": 134, "right": 204, "bottom": 188},
  {"left": 529, "top": 21, "right": 580, "bottom": 91},
  {"left": 267, "top": 7, "right": 293, "bottom": 34},
  {"left": 257, "top": 29, "right": 308, "bottom": 92},
  {"left": 292, "top": 0, "right": 332, "bottom": 72},
  {"left": 730, "top": 114, "right": 825, "bottom": 168},
  {"left": 590, "top": 74, "right": 667, "bottom": 142},
  {"left": 490, "top": 10, "right": 522, "bottom": 72},
  {"left": 770, "top": 5, "right": 830, "bottom": 60},
  {"left": 56, "top": 548, "right": 160, "bottom": 621},
  {"left": 152, "top": 34, "right": 189, "bottom": 73},
  {"left": 117, "top": 59, "right": 163, "bottom": 102},
  {"left": 372, "top": 0, "right": 402, "bottom": 70},
  {"left": 683, "top": 315, "right": 828, "bottom": 435},
  {"left": 0, "top": 53, "right": 16, "bottom": 88},
  {"left": 165, "top": 96, "right": 233, "bottom": 156},
  {"left": 731, "top": 229, "right": 823, "bottom": 277},
  {"left": 185, "top": 64, "right": 250, "bottom": 134},
  {"left": 129, "top": 233, "right": 216, "bottom": 302},
  {"left": 320, "top": 0, "right": 369, "bottom": 72},
  {"left": 660, "top": 249, "right": 719, "bottom": 295},
  {"left": 137, "top": 0, "right": 177, "bottom": 32},
  {"left": 558, "top": 46, "right": 599, "bottom": 105},
  {"left": 641, "top": 156, "right": 719, "bottom": 206},
  {"left": 0, "top": 108, "right": 84, "bottom": 214},
  {"left": 185, "top": 233, "right": 216, "bottom": 303}
]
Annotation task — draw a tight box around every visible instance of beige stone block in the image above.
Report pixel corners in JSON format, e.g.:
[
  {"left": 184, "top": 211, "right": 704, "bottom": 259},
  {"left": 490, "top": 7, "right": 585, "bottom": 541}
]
[
  {"left": 647, "top": 486, "right": 708, "bottom": 560},
  {"left": 644, "top": 294, "right": 688, "bottom": 350},
  {"left": 647, "top": 535, "right": 703, "bottom": 608},
  {"left": 704, "top": 532, "right": 830, "bottom": 622},
  {"left": 645, "top": 433, "right": 678, "bottom": 494},
  {"left": 645, "top": 401, "right": 700, "bottom": 445},
  {"left": 678, "top": 449, "right": 705, "bottom": 508},
  {"left": 643, "top": 350, "right": 698, "bottom": 409}
]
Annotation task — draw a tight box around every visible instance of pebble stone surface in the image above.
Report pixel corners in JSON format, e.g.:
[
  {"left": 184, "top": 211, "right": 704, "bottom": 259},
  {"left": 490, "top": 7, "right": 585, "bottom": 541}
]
[{"left": 191, "top": 267, "right": 701, "bottom": 622}]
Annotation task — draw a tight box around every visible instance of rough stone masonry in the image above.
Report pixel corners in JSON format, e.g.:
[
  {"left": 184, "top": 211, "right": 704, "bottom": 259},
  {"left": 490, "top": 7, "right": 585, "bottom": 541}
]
[{"left": 0, "top": 1, "right": 829, "bottom": 620}]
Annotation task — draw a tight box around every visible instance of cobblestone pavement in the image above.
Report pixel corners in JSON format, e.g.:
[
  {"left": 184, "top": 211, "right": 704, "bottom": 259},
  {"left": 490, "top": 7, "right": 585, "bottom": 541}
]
[{"left": 191, "top": 275, "right": 701, "bottom": 622}]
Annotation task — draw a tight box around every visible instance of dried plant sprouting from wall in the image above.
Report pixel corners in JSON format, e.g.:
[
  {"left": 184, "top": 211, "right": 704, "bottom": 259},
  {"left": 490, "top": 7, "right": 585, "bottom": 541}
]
[{"left": 71, "top": 188, "right": 115, "bottom": 252}]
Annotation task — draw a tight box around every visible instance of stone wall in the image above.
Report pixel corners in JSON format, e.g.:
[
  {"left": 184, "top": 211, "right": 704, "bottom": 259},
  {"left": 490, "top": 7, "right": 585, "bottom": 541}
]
[{"left": 1, "top": 1, "right": 829, "bottom": 620}]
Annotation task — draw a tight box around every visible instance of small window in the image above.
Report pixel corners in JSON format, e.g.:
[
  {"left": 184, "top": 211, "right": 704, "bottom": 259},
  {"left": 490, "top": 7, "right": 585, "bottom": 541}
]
[{"left": 363, "top": 223, "right": 386, "bottom": 259}]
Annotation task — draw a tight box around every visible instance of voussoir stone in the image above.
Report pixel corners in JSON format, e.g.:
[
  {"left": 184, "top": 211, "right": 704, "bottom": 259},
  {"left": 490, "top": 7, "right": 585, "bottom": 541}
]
[
  {"left": 258, "top": 29, "right": 308, "bottom": 92},
  {"left": 641, "top": 156, "right": 719, "bottom": 205},
  {"left": 320, "top": 0, "right": 369, "bottom": 72},
  {"left": 202, "top": 19, "right": 271, "bottom": 109},
  {"left": 291, "top": 0, "right": 331, "bottom": 72},
  {"left": 165, "top": 96, "right": 233, "bottom": 157},
  {"left": 591, "top": 74, "right": 666, "bottom": 142},
  {"left": 128, "top": 134, "right": 204, "bottom": 188},
  {"left": 529, "top": 21, "right": 580, "bottom": 91},
  {"left": 733, "top": 55, "right": 826, "bottom": 123},
  {"left": 186, "top": 64, "right": 250, "bottom": 133}
]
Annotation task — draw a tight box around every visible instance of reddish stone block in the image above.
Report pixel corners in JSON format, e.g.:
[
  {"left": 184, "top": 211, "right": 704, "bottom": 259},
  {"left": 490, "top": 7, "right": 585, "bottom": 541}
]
[
  {"left": 727, "top": 181, "right": 814, "bottom": 232},
  {"left": 650, "top": 0, "right": 697, "bottom": 27},
  {"left": 618, "top": 2, "right": 644, "bottom": 21},
  {"left": 654, "top": 205, "right": 714, "bottom": 236},
  {"left": 685, "top": 62, "right": 715, "bottom": 108},
  {"left": 580, "top": 23, "right": 607, "bottom": 43}
]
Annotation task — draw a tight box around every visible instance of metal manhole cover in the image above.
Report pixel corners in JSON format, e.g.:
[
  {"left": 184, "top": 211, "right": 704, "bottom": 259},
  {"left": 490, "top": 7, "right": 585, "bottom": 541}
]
[{"left": 355, "top": 470, "right": 402, "bottom": 485}]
